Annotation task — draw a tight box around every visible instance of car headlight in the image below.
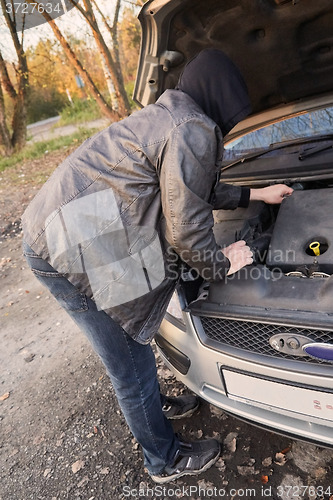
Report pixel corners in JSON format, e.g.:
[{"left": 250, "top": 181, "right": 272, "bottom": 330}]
[{"left": 166, "top": 291, "right": 185, "bottom": 323}]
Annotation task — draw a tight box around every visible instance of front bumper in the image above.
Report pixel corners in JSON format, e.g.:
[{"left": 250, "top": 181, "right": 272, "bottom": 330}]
[{"left": 157, "top": 313, "right": 333, "bottom": 448}]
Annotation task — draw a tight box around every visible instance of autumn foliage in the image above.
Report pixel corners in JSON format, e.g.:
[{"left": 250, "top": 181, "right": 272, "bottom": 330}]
[{"left": 0, "top": 1, "right": 142, "bottom": 156}]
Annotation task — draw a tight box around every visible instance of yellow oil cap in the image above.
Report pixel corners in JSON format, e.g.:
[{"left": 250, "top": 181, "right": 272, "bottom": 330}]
[{"left": 309, "top": 241, "right": 321, "bottom": 256}]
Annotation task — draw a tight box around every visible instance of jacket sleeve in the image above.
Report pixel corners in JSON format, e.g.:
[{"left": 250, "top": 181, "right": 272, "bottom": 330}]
[
  {"left": 211, "top": 183, "right": 250, "bottom": 210},
  {"left": 159, "top": 118, "right": 230, "bottom": 282}
]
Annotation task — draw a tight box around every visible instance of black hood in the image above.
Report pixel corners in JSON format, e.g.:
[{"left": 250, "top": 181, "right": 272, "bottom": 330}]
[{"left": 176, "top": 49, "right": 251, "bottom": 136}]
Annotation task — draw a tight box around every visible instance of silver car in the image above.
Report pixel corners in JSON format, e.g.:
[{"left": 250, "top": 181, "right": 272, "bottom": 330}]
[{"left": 133, "top": 0, "right": 333, "bottom": 448}]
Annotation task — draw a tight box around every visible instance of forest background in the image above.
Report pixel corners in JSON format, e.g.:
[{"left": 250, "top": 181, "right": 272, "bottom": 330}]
[{"left": 0, "top": 0, "right": 143, "bottom": 160}]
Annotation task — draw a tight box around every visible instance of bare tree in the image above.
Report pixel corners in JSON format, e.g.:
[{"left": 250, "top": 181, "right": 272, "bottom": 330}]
[
  {"left": 0, "top": 71, "right": 13, "bottom": 155},
  {"left": 70, "top": 0, "right": 131, "bottom": 116},
  {"left": 91, "top": 0, "right": 125, "bottom": 96},
  {"left": 0, "top": 0, "right": 29, "bottom": 152},
  {"left": 25, "top": 0, "right": 123, "bottom": 121},
  {"left": 0, "top": 0, "right": 138, "bottom": 154}
]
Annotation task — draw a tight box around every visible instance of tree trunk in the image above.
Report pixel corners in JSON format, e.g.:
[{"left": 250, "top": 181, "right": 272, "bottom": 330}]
[
  {"left": 80, "top": 0, "right": 131, "bottom": 117},
  {"left": 0, "top": 82, "right": 13, "bottom": 156},
  {"left": 99, "top": 54, "right": 117, "bottom": 107},
  {"left": 11, "top": 52, "right": 29, "bottom": 149},
  {"left": 91, "top": 25, "right": 131, "bottom": 116},
  {"left": 0, "top": 0, "right": 29, "bottom": 151},
  {"left": 11, "top": 90, "right": 27, "bottom": 149},
  {"left": 91, "top": 0, "right": 127, "bottom": 107}
]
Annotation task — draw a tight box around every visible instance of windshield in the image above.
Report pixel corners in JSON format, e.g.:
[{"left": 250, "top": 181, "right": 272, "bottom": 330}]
[{"left": 224, "top": 105, "right": 333, "bottom": 161}]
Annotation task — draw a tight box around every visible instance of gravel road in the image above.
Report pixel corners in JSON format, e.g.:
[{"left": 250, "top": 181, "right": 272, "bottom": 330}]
[{"left": 0, "top": 142, "right": 332, "bottom": 500}]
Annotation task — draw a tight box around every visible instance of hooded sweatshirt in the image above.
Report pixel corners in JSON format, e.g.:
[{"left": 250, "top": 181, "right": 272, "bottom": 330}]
[{"left": 176, "top": 48, "right": 252, "bottom": 136}]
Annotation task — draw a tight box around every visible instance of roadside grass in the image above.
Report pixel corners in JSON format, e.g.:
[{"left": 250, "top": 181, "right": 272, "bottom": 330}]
[
  {"left": 55, "top": 98, "right": 102, "bottom": 127},
  {"left": 126, "top": 81, "right": 139, "bottom": 111},
  {"left": 1, "top": 84, "right": 138, "bottom": 174},
  {"left": 56, "top": 83, "right": 138, "bottom": 127},
  {"left": 0, "top": 127, "right": 96, "bottom": 173}
]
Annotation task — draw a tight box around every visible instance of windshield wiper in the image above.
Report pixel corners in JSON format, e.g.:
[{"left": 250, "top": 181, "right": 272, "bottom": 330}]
[
  {"left": 298, "top": 142, "right": 333, "bottom": 160},
  {"left": 221, "top": 134, "right": 333, "bottom": 173}
]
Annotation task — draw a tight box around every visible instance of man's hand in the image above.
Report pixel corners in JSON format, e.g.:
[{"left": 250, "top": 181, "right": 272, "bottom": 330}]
[
  {"left": 250, "top": 184, "right": 293, "bottom": 204},
  {"left": 221, "top": 240, "right": 253, "bottom": 276}
]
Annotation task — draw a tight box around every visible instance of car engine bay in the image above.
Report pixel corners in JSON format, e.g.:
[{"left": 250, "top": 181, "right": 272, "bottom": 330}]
[
  {"left": 186, "top": 180, "right": 333, "bottom": 321},
  {"left": 215, "top": 181, "right": 333, "bottom": 276}
]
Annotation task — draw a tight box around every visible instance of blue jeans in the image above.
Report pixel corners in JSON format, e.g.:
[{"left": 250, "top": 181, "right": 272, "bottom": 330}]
[{"left": 23, "top": 242, "right": 179, "bottom": 474}]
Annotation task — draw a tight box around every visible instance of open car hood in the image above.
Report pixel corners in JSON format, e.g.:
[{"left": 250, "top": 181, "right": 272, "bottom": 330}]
[{"left": 133, "top": 0, "right": 333, "bottom": 118}]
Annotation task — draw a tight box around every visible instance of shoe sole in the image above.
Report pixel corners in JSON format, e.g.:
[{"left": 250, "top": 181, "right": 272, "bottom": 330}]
[
  {"left": 150, "top": 445, "right": 221, "bottom": 484},
  {"left": 165, "top": 402, "right": 200, "bottom": 420}
]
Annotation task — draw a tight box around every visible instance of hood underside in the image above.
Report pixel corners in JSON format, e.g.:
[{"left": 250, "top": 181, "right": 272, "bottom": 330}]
[{"left": 133, "top": 0, "right": 333, "bottom": 116}]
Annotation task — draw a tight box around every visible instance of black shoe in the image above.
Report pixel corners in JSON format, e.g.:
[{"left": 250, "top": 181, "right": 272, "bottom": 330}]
[
  {"left": 162, "top": 394, "right": 200, "bottom": 420},
  {"left": 150, "top": 438, "right": 221, "bottom": 484}
]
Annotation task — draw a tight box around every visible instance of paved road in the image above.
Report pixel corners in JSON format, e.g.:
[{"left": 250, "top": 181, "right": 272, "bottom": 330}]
[{"left": 27, "top": 115, "right": 111, "bottom": 143}]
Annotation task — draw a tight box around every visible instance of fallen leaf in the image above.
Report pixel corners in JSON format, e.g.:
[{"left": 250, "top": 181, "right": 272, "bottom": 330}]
[
  {"left": 77, "top": 476, "right": 89, "bottom": 488},
  {"left": 215, "top": 458, "right": 226, "bottom": 472},
  {"left": 237, "top": 465, "right": 255, "bottom": 476},
  {"left": 262, "top": 457, "right": 273, "bottom": 467},
  {"left": 0, "top": 392, "right": 10, "bottom": 401},
  {"left": 197, "top": 479, "right": 215, "bottom": 491},
  {"left": 314, "top": 467, "right": 326, "bottom": 480},
  {"left": 33, "top": 435, "right": 45, "bottom": 445},
  {"left": 72, "top": 459, "right": 85, "bottom": 474},
  {"left": 100, "top": 467, "right": 110, "bottom": 475},
  {"left": 223, "top": 432, "right": 237, "bottom": 453},
  {"left": 274, "top": 452, "right": 287, "bottom": 466}
]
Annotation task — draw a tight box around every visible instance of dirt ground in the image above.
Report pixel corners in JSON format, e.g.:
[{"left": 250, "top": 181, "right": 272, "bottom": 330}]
[{"left": 0, "top": 147, "right": 332, "bottom": 500}]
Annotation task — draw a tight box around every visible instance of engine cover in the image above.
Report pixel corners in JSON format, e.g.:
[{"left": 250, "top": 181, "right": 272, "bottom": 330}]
[{"left": 266, "top": 188, "right": 333, "bottom": 274}]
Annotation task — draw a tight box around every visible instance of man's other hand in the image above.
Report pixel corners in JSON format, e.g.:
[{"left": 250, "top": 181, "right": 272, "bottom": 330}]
[{"left": 221, "top": 240, "right": 253, "bottom": 276}]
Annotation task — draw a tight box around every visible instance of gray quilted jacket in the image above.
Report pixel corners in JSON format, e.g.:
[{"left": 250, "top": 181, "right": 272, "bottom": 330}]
[{"left": 22, "top": 90, "right": 248, "bottom": 344}]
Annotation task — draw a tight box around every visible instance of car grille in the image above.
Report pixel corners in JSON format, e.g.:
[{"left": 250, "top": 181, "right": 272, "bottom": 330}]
[{"left": 200, "top": 317, "right": 333, "bottom": 364}]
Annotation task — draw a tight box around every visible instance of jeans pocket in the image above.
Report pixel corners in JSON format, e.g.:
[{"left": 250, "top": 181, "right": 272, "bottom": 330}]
[{"left": 31, "top": 268, "right": 88, "bottom": 312}]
